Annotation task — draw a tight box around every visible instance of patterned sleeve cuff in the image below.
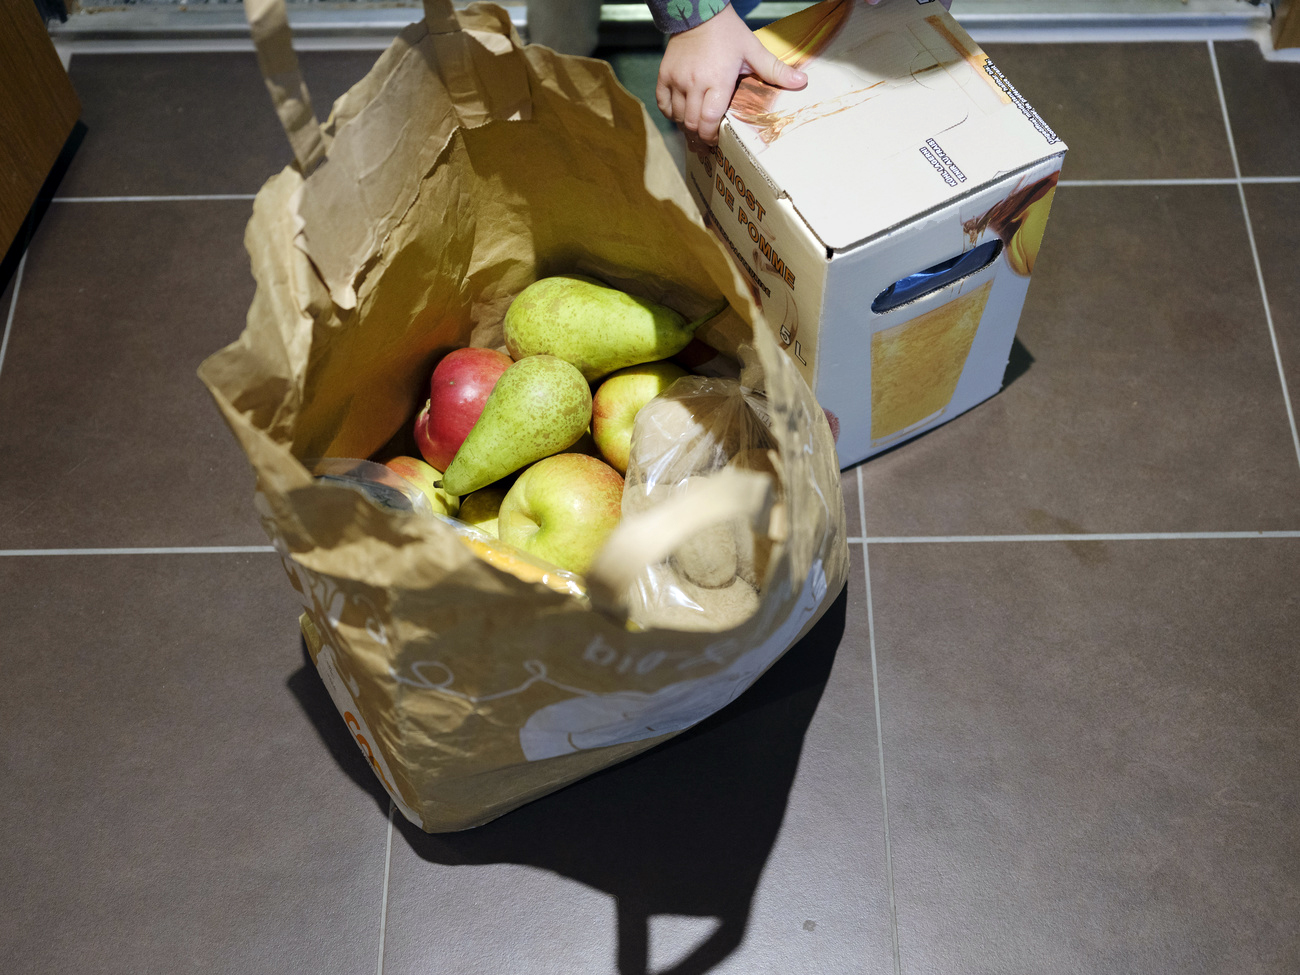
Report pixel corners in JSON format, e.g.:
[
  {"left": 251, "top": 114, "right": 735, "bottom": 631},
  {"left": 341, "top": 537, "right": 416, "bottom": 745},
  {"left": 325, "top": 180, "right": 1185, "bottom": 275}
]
[{"left": 647, "top": 0, "right": 733, "bottom": 35}]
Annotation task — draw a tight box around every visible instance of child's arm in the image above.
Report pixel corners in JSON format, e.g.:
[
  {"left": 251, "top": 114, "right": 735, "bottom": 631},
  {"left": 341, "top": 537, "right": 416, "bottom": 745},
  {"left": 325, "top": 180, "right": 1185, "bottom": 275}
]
[{"left": 654, "top": 2, "right": 806, "bottom": 146}]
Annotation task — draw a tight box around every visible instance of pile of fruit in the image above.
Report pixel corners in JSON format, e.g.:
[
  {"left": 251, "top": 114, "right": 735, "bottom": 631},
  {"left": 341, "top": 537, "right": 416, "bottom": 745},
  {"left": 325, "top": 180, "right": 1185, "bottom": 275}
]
[{"left": 378, "top": 274, "right": 712, "bottom": 579}]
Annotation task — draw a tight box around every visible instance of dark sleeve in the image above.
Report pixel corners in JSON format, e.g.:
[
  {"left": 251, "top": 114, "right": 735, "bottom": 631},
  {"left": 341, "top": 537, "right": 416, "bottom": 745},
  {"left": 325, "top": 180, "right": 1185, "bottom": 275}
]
[{"left": 646, "top": 0, "right": 732, "bottom": 35}]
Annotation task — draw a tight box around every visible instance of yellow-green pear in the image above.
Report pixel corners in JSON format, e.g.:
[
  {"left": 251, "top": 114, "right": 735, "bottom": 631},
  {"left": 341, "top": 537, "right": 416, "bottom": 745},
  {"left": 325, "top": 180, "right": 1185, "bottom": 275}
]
[
  {"left": 504, "top": 275, "right": 714, "bottom": 382},
  {"left": 441, "top": 355, "right": 592, "bottom": 496}
]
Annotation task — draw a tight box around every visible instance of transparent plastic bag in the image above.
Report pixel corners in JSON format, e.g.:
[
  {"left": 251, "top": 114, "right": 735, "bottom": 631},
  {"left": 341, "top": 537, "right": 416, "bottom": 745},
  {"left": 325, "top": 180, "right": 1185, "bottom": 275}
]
[
  {"left": 310, "top": 458, "right": 587, "bottom": 599},
  {"left": 622, "top": 376, "right": 784, "bottom": 632},
  {"left": 430, "top": 514, "right": 588, "bottom": 600}
]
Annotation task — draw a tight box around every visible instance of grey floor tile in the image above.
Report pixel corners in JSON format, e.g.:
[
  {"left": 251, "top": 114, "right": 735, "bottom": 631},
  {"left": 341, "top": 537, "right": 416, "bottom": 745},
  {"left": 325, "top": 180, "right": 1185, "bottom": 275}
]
[
  {"left": 869, "top": 537, "right": 1300, "bottom": 975},
  {"left": 380, "top": 550, "right": 892, "bottom": 975},
  {"left": 60, "top": 51, "right": 382, "bottom": 197},
  {"left": 0, "top": 199, "right": 266, "bottom": 549},
  {"left": 0, "top": 552, "right": 389, "bottom": 975},
  {"left": 1213, "top": 40, "right": 1300, "bottom": 178},
  {"left": 842, "top": 466, "right": 862, "bottom": 536},
  {"left": 1245, "top": 182, "right": 1300, "bottom": 457},
  {"left": 980, "top": 42, "right": 1234, "bottom": 180},
  {"left": 861, "top": 183, "right": 1300, "bottom": 536}
]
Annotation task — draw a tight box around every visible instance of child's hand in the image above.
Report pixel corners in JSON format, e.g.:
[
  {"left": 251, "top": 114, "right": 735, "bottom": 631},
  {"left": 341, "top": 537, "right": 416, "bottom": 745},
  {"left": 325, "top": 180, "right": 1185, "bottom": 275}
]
[{"left": 656, "top": 3, "right": 808, "bottom": 147}]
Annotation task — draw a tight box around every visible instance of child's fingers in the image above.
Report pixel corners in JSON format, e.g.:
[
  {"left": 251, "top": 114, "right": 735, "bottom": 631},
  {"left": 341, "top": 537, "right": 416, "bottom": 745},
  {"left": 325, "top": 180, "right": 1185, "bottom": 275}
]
[
  {"left": 744, "top": 34, "right": 807, "bottom": 91},
  {"left": 684, "top": 87, "right": 705, "bottom": 138},
  {"left": 655, "top": 75, "right": 674, "bottom": 121},
  {"left": 697, "top": 87, "right": 729, "bottom": 144},
  {"left": 670, "top": 88, "right": 688, "bottom": 126}
]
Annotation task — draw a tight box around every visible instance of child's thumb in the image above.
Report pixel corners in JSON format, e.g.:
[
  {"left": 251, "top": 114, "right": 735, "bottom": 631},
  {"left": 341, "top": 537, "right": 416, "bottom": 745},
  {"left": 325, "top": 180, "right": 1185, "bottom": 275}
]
[{"left": 747, "top": 38, "right": 808, "bottom": 90}]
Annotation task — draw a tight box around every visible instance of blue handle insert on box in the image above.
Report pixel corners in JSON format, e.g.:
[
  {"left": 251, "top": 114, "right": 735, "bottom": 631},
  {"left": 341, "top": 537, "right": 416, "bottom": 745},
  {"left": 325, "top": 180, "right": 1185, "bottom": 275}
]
[{"left": 871, "top": 238, "right": 1003, "bottom": 314}]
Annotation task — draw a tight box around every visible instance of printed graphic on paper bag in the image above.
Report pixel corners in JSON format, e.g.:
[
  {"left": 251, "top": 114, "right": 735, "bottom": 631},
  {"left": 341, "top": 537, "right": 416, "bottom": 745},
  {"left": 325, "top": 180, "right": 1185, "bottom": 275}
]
[
  {"left": 314, "top": 641, "right": 416, "bottom": 818},
  {"left": 870, "top": 280, "right": 993, "bottom": 444},
  {"left": 389, "top": 656, "right": 597, "bottom": 701},
  {"left": 518, "top": 560, "right": 828, "bottom": 761},
  {"left": 253, "top": 490, "right": 418, "bottom": 821},
  {"left": 963, "top": 171, "right": 1059, "bottom": 276}
]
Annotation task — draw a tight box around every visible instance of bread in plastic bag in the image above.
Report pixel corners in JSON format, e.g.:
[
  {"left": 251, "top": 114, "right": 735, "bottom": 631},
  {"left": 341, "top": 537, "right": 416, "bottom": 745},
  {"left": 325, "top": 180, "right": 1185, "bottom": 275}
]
[{"left": 622, "top": 374, "right": 784, "bottom": 632}]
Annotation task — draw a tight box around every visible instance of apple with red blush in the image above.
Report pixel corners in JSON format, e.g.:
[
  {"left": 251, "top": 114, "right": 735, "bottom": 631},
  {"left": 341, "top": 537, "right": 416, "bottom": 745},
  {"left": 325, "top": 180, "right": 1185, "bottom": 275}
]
[{"left": 415, "top": 347, "right": 513, "bottom": 471}]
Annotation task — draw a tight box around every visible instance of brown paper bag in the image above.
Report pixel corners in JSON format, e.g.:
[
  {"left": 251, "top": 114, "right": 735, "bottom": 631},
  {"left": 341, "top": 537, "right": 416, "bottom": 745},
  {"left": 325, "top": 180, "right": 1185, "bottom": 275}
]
[{"left": 198, "top": 0, "right": 848, "bottom": 832}]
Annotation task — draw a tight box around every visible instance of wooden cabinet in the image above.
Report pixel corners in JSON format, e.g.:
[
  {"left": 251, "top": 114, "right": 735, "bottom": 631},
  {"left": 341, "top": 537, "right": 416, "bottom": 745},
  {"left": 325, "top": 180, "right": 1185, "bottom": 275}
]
[
  {"left": 1, "top": 0, "right": 81, "bottom": 259},
  {"left": 1276, "top": 0, "right": 1300, "bottom": 50}
]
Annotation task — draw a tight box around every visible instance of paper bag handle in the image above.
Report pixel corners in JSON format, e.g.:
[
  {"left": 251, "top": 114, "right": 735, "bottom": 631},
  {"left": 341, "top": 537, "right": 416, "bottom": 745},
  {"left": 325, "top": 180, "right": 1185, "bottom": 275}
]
[
  {"left": 422, "top": 0, "right": 530, "bottom": 128},
  {"left": 422, "top": 0, "right": 460, "bottom": 32},
  {"left": 245, "top": 0, "right": 327, "bottom": 175},
  {"left": 586, "top": 467, "right": 779, "bottom": 623},
  {"left": 248, "top": 0, "right": 524, "bottom": 168}
]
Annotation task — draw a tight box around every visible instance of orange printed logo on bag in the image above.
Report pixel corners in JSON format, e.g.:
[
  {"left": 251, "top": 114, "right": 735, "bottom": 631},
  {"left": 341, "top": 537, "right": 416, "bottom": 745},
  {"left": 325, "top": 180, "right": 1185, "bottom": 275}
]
[{"left": 345, "top": 710, "right": 394, "bottom": 792}]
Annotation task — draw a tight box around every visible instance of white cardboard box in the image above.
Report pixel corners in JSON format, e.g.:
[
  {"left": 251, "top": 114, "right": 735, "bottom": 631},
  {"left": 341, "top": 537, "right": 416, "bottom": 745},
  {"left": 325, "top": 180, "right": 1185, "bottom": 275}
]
[{"left": 686, "top": 0, "right": 1067, "bottom": 468}]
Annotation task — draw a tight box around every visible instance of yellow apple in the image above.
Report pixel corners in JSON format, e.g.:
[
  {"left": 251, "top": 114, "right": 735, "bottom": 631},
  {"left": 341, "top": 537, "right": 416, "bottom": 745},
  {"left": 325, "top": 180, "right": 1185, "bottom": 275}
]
[
  {"left": 591, "top": 360, "right": 690, "bottom": 474},
  {"left": 383, "top": 455, "right": 460, "bottom": 517},
  {"left": 497, "top": 453, "right": 624, "bottom": 575},
  {"left": 459, "top": 485, "right": 509, "bottom": 538}
]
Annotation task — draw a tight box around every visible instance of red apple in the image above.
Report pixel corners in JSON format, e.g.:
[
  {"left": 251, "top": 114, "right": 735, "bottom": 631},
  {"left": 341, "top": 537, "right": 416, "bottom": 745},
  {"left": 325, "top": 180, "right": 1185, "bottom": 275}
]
[
  {"left": 415, "top": 347, "right": 513, "bottom": 471},
  {"left": 497, "top": 453, "right": 624, "bottom": 575}
]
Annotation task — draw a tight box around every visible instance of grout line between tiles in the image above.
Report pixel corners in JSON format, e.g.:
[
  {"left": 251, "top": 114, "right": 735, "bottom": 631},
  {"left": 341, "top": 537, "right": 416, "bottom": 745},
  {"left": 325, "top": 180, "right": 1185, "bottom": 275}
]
[
  {"left": 376, "top": 800, "right": 394, "bottom": 975},
  {"left": 44, "top": 181, "right": 1300, "bottom": 205},
  {"left": 8, "top": 535, "right": 1297, "bottom": 556},
  {"left": 1059, "top": 176, "right": 1300, "bottom": 186},
  {"left": 1208, "top": 40, "right": 1300, "bottom": 477},
  {"left": 53, "top": 195, "right": 258, "bottom": 203},
  {"left": 0, "top": 252, "right": 26, "bottom": 386},
  {"left": 54, "top": 38, "right": 397, "bottom": 54},
  {"left": 0, "top": 546, "right": 276, "bottom": 556},
  {"left": 847, "top": 531, "right": 1300, "bottom": 544},
  {"left": 858, "top": 466, "right": 902, "bottom": 975}
]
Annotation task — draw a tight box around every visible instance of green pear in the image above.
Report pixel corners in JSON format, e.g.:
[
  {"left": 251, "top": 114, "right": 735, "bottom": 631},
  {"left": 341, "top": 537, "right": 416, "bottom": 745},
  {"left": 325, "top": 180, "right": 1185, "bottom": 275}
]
[
  {"left": 504, "top": 275, "right": 715, "bottom": 382},
  {"left": 441, "top": 354, "right": 592, "bottom": 496}
]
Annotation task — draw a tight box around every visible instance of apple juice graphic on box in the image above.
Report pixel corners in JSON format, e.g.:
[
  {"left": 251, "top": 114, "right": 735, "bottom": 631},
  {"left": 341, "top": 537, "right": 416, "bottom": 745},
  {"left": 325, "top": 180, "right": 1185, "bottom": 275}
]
[{"left": 685, "top": 0, "right": 1067, "bottom": 467}]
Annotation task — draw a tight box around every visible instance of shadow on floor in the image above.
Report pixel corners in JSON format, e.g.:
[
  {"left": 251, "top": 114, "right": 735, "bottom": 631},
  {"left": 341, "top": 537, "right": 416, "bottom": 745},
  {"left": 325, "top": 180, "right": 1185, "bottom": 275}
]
[
  {"left": 1002, "top": 335, "right": 1036, "bottom": 388},
  {"left": 288, "top": 584, "right": 848, "bottom": 975}
]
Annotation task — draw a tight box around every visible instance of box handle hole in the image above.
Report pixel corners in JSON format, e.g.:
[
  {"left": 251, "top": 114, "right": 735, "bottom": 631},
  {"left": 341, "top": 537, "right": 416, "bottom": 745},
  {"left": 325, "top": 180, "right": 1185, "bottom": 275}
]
[{"left": 871, "top": 239, "right": 1003, "bottom": 314}]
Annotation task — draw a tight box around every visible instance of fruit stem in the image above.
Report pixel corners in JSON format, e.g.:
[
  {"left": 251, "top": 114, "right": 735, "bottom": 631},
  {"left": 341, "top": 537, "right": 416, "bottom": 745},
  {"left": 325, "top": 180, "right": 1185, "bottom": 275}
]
[{"left": 689, "top": 299, "right": 731, "bottom": 333}]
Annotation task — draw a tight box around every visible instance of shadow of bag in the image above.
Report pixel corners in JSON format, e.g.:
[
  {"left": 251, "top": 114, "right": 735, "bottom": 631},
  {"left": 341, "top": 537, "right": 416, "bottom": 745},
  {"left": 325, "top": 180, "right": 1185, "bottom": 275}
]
[{"left": 198, "top": 0, "right": 849, "bottom": 832}]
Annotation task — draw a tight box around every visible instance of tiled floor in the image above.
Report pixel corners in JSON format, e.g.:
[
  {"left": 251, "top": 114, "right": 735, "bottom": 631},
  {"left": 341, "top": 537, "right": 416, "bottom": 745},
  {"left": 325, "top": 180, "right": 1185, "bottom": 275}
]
[{"left": 2, "top": 32, "right": 1298, "bottom": 975}]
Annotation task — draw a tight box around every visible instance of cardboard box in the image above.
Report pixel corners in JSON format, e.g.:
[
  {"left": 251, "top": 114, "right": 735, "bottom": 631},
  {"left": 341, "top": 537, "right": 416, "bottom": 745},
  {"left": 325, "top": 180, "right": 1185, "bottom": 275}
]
[{"left": 686, "top": 0, "right": 1067, "bottom": 468}]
